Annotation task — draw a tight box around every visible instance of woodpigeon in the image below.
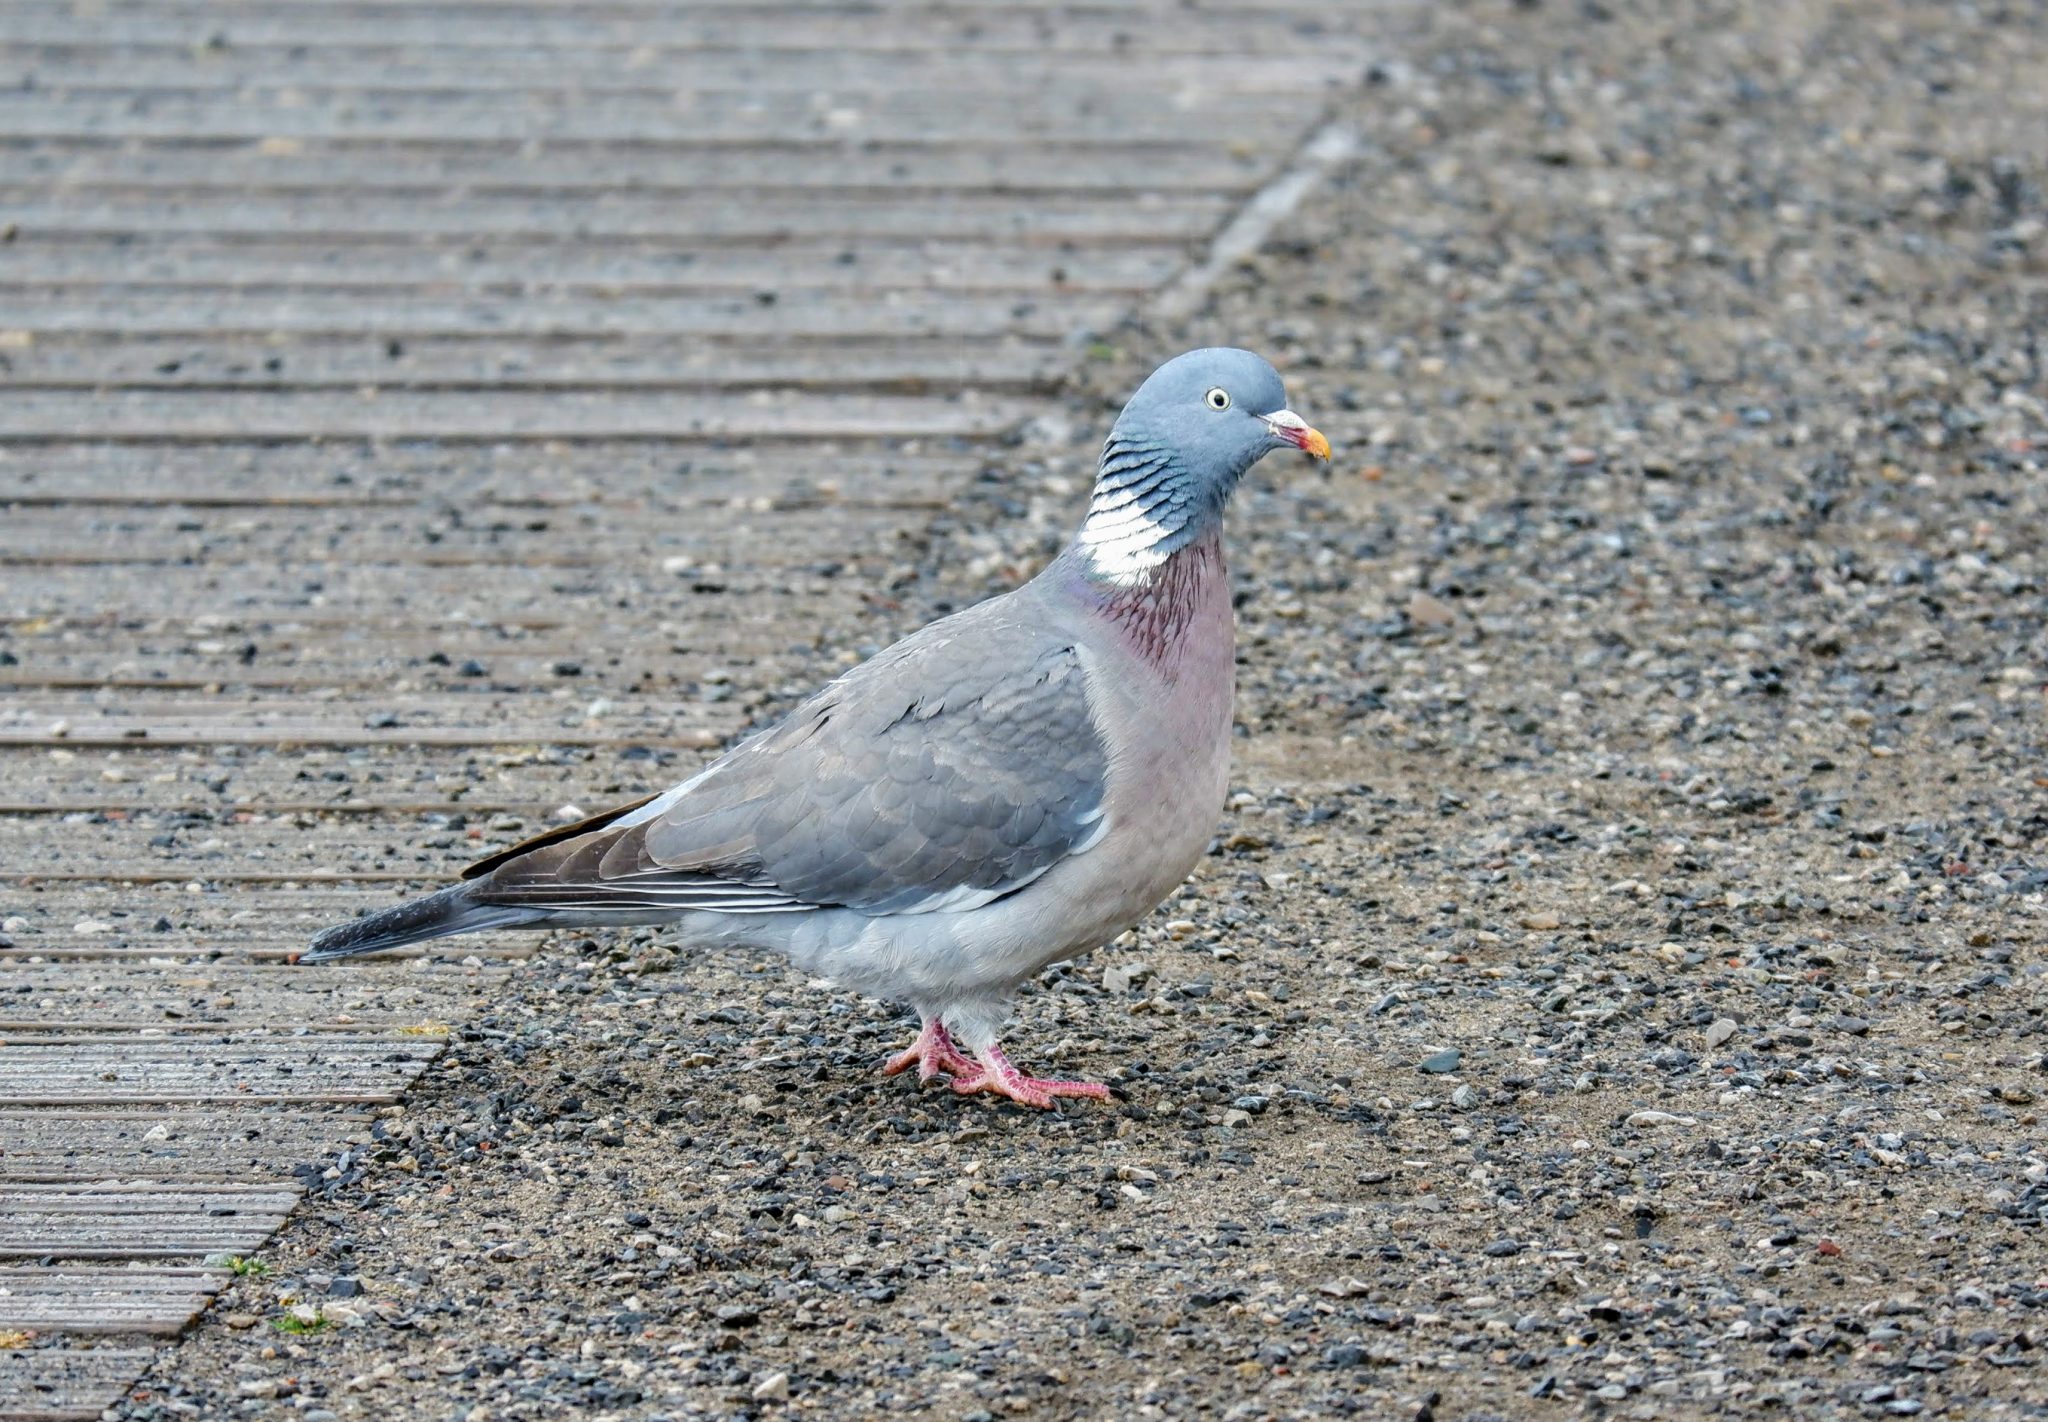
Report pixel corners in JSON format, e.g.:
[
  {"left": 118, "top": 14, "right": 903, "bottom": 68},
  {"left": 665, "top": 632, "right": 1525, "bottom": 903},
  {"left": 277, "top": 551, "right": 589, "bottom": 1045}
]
[{"left": 303, "top": 348, "right": 1330, "bottom": 1107}]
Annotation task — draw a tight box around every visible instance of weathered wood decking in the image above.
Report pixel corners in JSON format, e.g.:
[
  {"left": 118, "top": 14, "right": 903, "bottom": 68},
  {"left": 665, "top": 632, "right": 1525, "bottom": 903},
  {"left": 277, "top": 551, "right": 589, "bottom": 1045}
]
[{"left": 0, "top": 2, "right": 1372, "bottom": 1415}]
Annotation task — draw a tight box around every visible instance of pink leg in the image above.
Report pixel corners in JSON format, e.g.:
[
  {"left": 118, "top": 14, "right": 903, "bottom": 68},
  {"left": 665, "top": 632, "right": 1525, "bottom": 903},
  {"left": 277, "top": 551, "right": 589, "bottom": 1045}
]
[
  {"left": 948, "top": 1042, "right": 1112, "bottom": 1110},
  {"left": 882, "top": 1019, "right": 978, "bottom": 1083}
]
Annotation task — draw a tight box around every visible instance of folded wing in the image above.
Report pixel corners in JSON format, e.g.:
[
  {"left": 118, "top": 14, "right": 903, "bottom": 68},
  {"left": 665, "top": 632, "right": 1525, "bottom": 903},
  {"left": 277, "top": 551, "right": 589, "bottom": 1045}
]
[{"left": 469, "top": 611, "right": 1111, "bottom": 918}]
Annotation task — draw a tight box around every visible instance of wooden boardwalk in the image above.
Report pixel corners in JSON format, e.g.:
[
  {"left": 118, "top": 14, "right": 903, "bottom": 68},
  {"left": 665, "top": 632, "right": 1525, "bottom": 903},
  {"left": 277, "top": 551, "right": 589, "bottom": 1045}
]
[{"left": 0, "top": 2, "right": 1374, "bottom": 1415}]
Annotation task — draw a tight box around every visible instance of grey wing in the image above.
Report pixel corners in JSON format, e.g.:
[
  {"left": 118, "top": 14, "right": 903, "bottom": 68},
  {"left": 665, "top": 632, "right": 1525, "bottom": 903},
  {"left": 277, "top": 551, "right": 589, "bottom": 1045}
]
[
  {"left": 473, "top": 620, "right": 1112, "bottom": 917},
  {"left": 741, "top": 637, "right": 1109, "bottom": 912}
]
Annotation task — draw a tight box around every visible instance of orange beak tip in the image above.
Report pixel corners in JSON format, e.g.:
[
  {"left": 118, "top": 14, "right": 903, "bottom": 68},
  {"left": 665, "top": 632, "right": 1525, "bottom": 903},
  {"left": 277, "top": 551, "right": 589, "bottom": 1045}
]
[{"left": 1263, "top": 410, "right": 1330, "bottom": 461}]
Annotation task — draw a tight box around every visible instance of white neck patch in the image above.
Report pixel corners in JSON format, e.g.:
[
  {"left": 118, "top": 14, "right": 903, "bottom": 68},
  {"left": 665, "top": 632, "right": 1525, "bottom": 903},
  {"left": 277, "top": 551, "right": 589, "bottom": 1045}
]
[{"left": 1077, "top": 494, "right": 1175, "bottom": 585}]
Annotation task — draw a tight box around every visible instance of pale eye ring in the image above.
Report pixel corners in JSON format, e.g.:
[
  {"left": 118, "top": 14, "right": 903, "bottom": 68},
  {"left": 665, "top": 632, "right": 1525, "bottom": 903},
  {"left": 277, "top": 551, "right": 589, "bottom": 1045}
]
[{"left": 1204, "top": 387, "right": 1231, "bottom": 411}]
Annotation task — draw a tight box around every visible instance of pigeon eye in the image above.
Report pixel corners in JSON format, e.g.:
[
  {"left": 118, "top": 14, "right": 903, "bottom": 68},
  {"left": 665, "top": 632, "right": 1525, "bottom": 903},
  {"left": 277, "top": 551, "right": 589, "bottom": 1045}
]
[{"left": 1204, "top": 388, "right": 1231, "bottom": 411}]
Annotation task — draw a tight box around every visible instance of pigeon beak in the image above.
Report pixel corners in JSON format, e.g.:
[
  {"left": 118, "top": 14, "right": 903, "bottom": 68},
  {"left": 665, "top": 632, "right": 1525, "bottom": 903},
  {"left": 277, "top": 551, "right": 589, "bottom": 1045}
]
[{"left": 1262, "top": 409, "right": 1331, "bottom": 461}]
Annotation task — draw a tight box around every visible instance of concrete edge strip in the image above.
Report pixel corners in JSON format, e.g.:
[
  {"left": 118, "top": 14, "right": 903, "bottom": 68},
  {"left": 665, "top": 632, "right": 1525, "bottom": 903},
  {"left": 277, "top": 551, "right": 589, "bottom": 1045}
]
[{"left": 1146, "top": 120, "right": 1358, "bottom": 325}]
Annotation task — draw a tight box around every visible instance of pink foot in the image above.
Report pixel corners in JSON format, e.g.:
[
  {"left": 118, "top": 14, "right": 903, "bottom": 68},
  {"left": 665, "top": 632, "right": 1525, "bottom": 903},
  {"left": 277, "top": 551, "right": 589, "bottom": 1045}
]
[
  {"left": 882, "top": 1019, "right": 978, "bottom": 1083},
  {"left": 947, "top": 1043, "right": 1111, "bottom": 1110}
]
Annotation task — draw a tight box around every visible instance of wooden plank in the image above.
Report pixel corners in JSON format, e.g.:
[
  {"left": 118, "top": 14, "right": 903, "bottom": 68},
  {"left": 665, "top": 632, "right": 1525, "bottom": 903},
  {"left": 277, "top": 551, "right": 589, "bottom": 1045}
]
[
  {"left": 0, "top": 963, "right": 506, "bottom": 1031},
  {"left": 0, "top": 750, "right": 729, "bottom": 822},
  {"left": 0, "top": 53, "right": 1357, "bottom": 102},
  {"left": 0, "top": 1019, "right": 443, "bottom": 1036},
  {"left": 0, "top": 550, "right": 901, "bottom": 614},
  {"left": 0, "top": 666, "right": 780, "bottom": 698},
  {"left": 0, "top": 949, "right": 515, "bottom": 977},
  {"left": 0, "top": 665, "right": 781, "bottom": 698},
  {"left": 0, "top": 944, "right": 509, "bottom": 971},
  {"left": 2, "top": 0, "right": 1353, "bottom": 13},
  {"left": 0, "top": 1345, "right": 152, "bottom": 1422},
  {"left": 0, "top": 493, "right": 935, "bottom": 556},
  {"left": 0, "top": 438, "right": 984, "bottom": 512},
  {"left": 0, "top": 8, "right": 1363, "bottom": 57},
  {"left": 2, "top": 0, "right": 1364, "bottom": 11},
  {"left": 0, "top": 727, "right": 715, "bottom": 751},
  {"left": 0, "top": 500, "right": 934, "bottom": 558},
  {"left": 0, "top": 517, "right": 899, "bottom": 569},
  {"left": 0, "top": 1021, "right": 437, "bottom": 1036},
  {"left": 2, "top": 879, "right": 482, "bottom": 908},
  {"left": 0, "top": 689, "right": 726, "bottom": 723},
  {"left": 1, "top": 191, "right": 1227, "bottom": 242},
  {"left": 0, "top": 868, "right": 491, "bottom": 893},
  {"left": 0, "top": 1185, "right": 299, "bottom": 1260},
  {"left": 0, "top": 389, "right": 1033, "bottom": 440},
  {"left": 0, "top": 335, "right": 1070, "bottom": 394},
  {"left": 0, "top": 883, "right": 511, "bottom": 911},
  {"left": 0, "top": 935, "right": 531, "bottom": 959},
  {"left": 0, "top": 432, "right": 981, "bottom": 480},
  {"left": 6, "top": 852, "right": 520, "bottom": 897},
  {"left": 0, "top": 481, "right": 941, "bottom": 517},
  {"left": 0, "top": 932, "right": 520, "bottom": 963},
  {"left": 0, "top": 541, "right": 890, "bottom": 580},
  {"left": 0, "top": 93, "right": 1306, "bottom": 149},
  {"left": 0, "top": 627, "right": 836, "bottom": 679},
  {"left": 0, "top": 958, "right": 508, "bottom": 983},
  {"left": 1, "top": 946, "right": 503, "bottom": 971},
  {"left": 0, "top": 626, "right": 844, "bottom": 660},
  {"left": 0, "top": 238, "right": 1183, "bottom": 296},
  {"left": 2, "top": 0, "right": 1354, "bottom": 15},
  {"left": 0, "top": 800, "right": 554, "bottom": 816},
  {"left": 0, "top": 763, "right": 614, "bottom": 807},
  {"left": 0, "top": 888, "right": 527, "bottom": 928},
  {"left": 1, "top": 891, "right": 524, "bottom": 923},
  {"left": 0, "top": 590, "right": 851, "bottom": 630},
  {"left": 0, "top": 806, "right": 603, "bottom": 846},
  {"left": 0, "top": 686, "right": 730, "bottom": 733},
  {"left": 0, "top": 1035, "right": 443, "bottom": 1055},
  {"left": 0, "top": 288, "right": 1119, "bottom": 340},
  {"left": 0, "top": 138, "right": 1274, "bottom": 195},
  {"left": 0, "top": 1039, "right": 443, "bottom": 1106},
  {"left": 0, "top": 935, "right": 515, "bottom": 964},
  {"left": 0, "top": 946, "right": 513, "bottom": 969},
  {"left": 0, "top": 1268, "right": 224, "bottom": 1334},
  {"left": 0, "top": 1108, "right": 369, "bottom": 1182}
]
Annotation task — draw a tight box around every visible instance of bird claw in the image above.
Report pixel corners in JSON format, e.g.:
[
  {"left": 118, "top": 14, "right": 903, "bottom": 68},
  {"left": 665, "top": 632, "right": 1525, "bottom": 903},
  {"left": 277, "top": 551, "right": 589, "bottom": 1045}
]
[
  {"left": 945, "top": 1045, "right": 1111, "bottom": 1110},
  {"left": 884, "top": 1025, "right": 1109, "bottom": 1109},
  {"left": 882, "top": 1019, "right": 978, "bottom": 1083}
]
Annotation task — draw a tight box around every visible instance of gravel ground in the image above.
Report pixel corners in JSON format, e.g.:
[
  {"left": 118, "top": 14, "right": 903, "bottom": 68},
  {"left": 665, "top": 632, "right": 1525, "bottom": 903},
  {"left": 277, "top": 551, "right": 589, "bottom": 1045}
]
[{"left": 121, "top": 3, "right": 2047, "bottom": 1419}]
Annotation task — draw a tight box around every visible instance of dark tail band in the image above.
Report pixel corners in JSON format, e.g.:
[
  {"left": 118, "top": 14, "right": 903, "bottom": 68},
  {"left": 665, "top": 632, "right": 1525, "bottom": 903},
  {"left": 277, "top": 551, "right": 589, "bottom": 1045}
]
[{"left": 300, "top": 883, "right": 544, "bottom": 963}]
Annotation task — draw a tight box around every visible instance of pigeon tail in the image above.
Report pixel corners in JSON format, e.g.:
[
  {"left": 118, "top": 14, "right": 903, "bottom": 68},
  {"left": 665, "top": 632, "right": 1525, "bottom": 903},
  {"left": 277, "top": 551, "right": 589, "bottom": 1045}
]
[{"left": 299, "top": 882, "right": 543, "bottom": 963}]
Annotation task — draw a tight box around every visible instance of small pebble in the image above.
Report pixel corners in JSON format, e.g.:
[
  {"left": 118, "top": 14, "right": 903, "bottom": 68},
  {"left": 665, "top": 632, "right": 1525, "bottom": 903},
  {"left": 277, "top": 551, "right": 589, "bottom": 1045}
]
[
  {"left": 1404, "top": 590, "right": 1458, "bottom": 627},
  {"left": 1626, "top": 1110, "right": 1698, "bottom": 1128}
]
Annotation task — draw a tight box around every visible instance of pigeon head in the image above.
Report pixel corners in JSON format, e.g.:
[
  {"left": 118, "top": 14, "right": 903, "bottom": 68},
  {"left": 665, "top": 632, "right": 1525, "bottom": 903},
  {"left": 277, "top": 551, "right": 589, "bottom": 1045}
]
[{"left": 1077, "top": 348, "right": 1328, "bottom": 584}]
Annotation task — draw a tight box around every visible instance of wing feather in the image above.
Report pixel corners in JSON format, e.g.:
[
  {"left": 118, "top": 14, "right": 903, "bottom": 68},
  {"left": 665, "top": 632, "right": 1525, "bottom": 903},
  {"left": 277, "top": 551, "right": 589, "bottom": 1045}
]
[{"left": 469, "top": 602, "right": 1112, "bottom": 919}]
